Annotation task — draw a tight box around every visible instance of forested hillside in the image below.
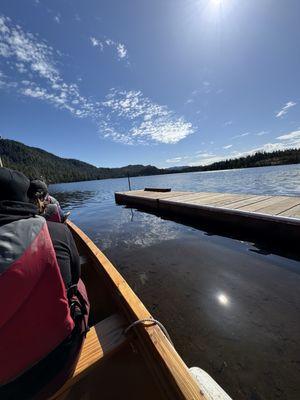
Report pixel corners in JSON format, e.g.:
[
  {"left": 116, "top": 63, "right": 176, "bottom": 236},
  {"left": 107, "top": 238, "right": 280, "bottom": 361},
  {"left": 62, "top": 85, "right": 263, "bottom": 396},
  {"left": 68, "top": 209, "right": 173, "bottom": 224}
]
[
  {"left": 181, "top": 149, "right": 300, "bottom": 173},
  {"left": 0, "top": 139, "right": 161, "bottom": 183},
  {"left": 1, "top": 139, "right": 299, "bottom": 184}
]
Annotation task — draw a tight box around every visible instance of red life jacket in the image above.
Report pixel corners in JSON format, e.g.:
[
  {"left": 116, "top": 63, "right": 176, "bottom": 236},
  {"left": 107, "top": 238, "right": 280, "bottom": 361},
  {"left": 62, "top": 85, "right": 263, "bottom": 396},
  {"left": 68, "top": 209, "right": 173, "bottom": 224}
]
[{"left": 0, "top": 215, "right": 75, "bottom": 385}]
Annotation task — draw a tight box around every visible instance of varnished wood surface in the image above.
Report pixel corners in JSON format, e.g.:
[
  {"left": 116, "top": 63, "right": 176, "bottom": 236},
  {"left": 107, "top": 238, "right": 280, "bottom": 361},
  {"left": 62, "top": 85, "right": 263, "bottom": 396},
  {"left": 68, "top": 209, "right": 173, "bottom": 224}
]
[
  {"left": 74, "top": 313, "right": 126, "bottom": 376},
  {"left": 115, "top": 190, "right": 300, "bottom": 219},
  {"left": 49, "top": 314, "right": 127, "bottom": 399}
]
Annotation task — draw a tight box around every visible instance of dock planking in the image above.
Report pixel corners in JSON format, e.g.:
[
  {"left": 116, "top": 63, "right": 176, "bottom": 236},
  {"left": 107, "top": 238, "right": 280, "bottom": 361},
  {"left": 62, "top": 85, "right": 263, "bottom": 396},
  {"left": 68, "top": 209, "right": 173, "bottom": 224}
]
[{"left": 115, "top": 189, "right": 300, "bottom": 246}]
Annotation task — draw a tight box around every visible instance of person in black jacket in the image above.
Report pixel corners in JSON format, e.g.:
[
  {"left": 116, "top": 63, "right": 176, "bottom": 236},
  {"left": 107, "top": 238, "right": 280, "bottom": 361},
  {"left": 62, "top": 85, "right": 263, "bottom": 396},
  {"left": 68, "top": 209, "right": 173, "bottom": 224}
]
[
  {"left": 27, "top": 179, "right": 79, "bottom": 288},
  {"left": 0, "top": 168, "right": 89, "bottom": 399}
]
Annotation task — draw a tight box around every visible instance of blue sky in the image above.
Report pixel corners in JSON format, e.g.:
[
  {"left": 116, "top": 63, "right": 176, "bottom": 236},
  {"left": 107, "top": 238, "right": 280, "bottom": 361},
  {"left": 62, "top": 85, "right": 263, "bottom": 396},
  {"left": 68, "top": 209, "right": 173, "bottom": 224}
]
[{"left": 0, "top": 0, "right": 299, "bottom": 168}]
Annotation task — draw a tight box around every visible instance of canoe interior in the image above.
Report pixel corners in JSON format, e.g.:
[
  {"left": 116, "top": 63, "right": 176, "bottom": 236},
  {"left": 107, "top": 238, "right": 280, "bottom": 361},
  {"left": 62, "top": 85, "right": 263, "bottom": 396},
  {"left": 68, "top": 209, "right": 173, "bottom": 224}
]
[{"left": 53, "top": 221, "right": 204, "bottom": 400}]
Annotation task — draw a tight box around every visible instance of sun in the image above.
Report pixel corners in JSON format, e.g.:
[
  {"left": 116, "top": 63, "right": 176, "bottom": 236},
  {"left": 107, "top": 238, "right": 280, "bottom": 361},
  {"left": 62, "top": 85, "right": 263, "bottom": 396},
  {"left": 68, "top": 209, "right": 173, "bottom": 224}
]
[{"left": 211, "top": 0, "right": 224, "bottom": 6}]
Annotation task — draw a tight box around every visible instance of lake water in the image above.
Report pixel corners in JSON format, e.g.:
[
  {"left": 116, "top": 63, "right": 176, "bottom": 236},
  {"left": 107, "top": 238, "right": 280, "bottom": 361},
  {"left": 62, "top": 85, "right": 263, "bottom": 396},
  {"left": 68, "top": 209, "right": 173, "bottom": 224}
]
[{"left": 51, "top": 164, "right": 300, "bottom": 400}]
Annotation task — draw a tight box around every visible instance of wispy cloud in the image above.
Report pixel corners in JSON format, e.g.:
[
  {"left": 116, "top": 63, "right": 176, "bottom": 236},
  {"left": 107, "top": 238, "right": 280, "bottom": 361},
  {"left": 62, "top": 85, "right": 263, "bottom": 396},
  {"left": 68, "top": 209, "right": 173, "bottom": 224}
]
[
  {"left": 166, "top": 156, "right": 188, "bottom": 164},
  {"left": 231, "top": 132, "right": 250, "bottom": 139},
  {"left": 53, "top": 14, "right": 61, "bottom": 24},
  {"left": 224, "top": 120, "right": 233, "bottom": 126},
  {"left": 202, "top": 80, "right": 211, "bottom": 93},
  {"left": 0, "top": 15, "right": 59, "bottom": 83},
  {"left": 0, "top": 69, "right": 17, "bottom": 89},
  {"left": 100, "top": 89, "right": 194, "bottom": 144},
  {"left": 166, "top": 152, "right": 224, "bottom": 167},
  {"left": 256, "top": 130, "right": 269, "bottom": 136},
  {"left": 90, "top": 36, "right": 104, "bottom": 50},
  {"left": 89, "top": 36, "right": 128, "bottom": 61},
  {"left": 166, "top": 130, "right": 300, "bottom": 167},
  {"left": 223, "top": 144, "right": 232, "bottom": 149},
  {"left": 189, "top": 152, "right": 224, "bottom": 166},
  {"left": 277, "top": 130, "right": 300, "bottom": 142},
  {"left": 276, "top": 101, "right": 296, "bottom": 118},
  {"left": 0, "top": 15, "right": 193, "bottom": 146},
  {"left": 185, "top": 98, "right": 194, "bottom": 105},
  {"left": 116, "top": 43, "right": 127, "bottom": 59}
]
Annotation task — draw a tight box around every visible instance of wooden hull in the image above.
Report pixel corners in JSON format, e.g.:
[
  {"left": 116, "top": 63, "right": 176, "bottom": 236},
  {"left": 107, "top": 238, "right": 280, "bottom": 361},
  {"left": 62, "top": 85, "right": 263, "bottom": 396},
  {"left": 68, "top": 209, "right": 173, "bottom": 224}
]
[{"left": 49, "top": 221, "right": 205, "bottom": 400}]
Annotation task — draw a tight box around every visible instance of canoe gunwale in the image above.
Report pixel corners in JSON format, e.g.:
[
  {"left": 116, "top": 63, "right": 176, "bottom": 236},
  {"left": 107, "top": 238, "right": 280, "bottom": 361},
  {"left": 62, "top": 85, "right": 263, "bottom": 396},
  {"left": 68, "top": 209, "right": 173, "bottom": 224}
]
[{"left": 67, "top": 220, "right": 205, "bottom": 400}]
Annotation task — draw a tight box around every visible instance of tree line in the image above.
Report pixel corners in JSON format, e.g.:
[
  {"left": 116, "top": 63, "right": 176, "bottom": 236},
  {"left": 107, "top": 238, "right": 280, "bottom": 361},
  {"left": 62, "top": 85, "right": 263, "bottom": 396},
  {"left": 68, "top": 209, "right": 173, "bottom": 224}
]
[{"left": 1, "top": 139, "right": 299, "bottom": 184}]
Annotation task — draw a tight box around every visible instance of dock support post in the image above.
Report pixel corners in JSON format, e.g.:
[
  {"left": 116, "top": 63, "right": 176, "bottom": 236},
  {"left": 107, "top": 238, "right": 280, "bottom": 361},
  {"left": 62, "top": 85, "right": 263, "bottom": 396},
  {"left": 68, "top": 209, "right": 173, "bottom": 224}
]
[{"left": 127, "top": 173, "right": 132, "bottom": 191}]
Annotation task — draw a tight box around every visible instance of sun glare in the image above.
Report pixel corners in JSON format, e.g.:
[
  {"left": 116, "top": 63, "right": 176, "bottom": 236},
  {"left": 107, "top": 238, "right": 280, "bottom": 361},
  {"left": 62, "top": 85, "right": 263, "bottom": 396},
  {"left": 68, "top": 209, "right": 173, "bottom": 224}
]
[
  {"left": 217, "top": 293, "right": 229, "bottom": 306},
  {"left": 211, "top": 0, "right": 226, "bottom": 7}
]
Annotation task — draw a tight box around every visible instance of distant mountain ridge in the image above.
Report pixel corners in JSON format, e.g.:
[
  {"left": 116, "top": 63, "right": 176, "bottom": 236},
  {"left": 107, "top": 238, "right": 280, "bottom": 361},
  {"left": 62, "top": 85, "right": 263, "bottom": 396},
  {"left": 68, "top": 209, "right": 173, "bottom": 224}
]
[{"left": 0, "top": 138, "right": 299, "bottom": 184}]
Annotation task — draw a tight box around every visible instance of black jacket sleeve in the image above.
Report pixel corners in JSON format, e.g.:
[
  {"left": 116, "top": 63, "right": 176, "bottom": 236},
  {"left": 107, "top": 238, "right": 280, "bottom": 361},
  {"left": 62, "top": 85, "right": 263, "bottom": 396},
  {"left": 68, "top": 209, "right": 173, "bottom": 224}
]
[{"left": 47, "top": 221, "right": 81, "bottom": 288}]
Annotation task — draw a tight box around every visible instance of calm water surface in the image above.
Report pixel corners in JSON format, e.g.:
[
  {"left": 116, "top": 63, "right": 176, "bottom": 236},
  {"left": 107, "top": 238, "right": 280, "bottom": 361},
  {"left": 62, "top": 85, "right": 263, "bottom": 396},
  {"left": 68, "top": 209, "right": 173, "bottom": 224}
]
[{"left": 51, "top": 164, "right": 300, "bottom": 400}]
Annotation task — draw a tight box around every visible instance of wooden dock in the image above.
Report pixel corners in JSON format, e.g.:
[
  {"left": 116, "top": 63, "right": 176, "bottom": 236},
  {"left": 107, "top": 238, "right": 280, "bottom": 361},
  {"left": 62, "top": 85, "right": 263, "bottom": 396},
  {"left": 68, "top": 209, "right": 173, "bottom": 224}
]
[{"left": 115, "top": 189, "right": 300, "bottom": 245}]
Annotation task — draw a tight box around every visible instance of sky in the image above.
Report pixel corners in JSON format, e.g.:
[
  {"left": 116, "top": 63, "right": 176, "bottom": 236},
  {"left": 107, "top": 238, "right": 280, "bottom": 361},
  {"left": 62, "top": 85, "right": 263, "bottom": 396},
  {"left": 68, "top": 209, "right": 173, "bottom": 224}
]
[{"left": 0, "top": 0, "right": 299, "bottom": 168}]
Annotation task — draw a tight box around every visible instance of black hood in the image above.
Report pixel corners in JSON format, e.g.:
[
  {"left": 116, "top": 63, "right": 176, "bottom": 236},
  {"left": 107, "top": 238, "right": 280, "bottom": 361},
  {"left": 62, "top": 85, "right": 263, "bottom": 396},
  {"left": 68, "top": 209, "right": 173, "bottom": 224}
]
[
  {"left": 0, "top": 201, "right": 38, "bottom": 226},
  {"left": 0, "top": 168, "right": 30, "bottom": 202}
]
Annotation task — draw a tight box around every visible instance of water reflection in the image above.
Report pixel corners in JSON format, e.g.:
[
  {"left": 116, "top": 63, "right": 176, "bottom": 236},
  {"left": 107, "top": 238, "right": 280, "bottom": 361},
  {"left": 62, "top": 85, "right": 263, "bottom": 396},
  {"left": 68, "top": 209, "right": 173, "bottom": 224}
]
[
  {"left": 48, "top": 164, "right": 300, "bottom": 256},
  {"left": 47, "top": 165, "right": 300, "bottom": 400},
  {"left": 53, "top": 190, "right": 97, "bottom": 210},
  {"left": 217, "top": 293, "right": 230, "bottom": 306}
]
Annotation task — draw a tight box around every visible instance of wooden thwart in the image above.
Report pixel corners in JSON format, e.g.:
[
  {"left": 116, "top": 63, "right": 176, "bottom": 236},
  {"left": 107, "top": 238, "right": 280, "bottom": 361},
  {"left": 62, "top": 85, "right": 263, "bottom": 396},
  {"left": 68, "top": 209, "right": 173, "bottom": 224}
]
[
  {"left": 50, "top": 313, "right": 127, "bottom": 399},
  {"left": 74, "top": 313, "right": 126, "bottom": 376}
]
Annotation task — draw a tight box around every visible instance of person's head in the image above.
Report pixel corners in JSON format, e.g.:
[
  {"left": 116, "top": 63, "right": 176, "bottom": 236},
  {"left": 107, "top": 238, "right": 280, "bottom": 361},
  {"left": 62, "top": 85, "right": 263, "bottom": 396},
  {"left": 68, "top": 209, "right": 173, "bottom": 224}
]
[
  {"left": 0, "top": 167, "right": 30, "bottom": 203},
  {"left": 27, "top": 179, "right": 49, "bottom": 213},
  {"left": 28, "top": 179, "right": 48, "bottom": 202}
]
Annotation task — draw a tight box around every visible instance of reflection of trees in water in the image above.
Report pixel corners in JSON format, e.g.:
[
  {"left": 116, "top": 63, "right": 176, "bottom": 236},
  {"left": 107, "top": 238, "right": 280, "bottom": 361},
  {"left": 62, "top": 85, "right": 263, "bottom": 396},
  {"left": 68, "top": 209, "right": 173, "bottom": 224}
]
[{"left": 51, "top": 190, "right": 97, "bottom": 210}]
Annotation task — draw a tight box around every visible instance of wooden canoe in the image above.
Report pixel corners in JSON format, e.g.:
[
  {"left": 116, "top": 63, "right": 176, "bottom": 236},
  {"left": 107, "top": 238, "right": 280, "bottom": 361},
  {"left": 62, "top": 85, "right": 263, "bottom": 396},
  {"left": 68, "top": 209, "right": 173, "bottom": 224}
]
[{"left": 49, "top": 221, "right": 226, "bottom": 400}]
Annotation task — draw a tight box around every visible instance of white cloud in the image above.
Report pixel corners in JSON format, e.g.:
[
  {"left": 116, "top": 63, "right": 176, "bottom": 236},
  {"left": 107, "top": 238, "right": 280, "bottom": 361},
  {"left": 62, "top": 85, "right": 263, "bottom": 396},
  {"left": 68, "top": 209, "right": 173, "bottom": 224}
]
[
  {"left": 276, "top": 130, "right": 300, "bottom": 148},
  {"left": 90, "top": 36, "right": 128, "bottom": 60},
  {"left": 224, "top": 120, "right": 233, "bottom": 126},
  {"left": 165, "top": 129, "right": 300, "bottom": 167},
  {"left": 166, "top": 156, "right": 187, "bottom": 164},
  {"left": 0, "top": 15, "right": 59, "bottom": 83},
  {"left": 231, "top": 132, "right": 250, "bottom": 139},
  {"left": 185, "top": 98, "right": 194, "bottom": 105},
  {"left": 276, "top": 101, "right": 296, "bottom": 118},
  {"left": 256, "top": 130, "right": 269, "bottom": 136},
  {"left": 116, "top": 43, "right": 127, "bottom": 59},
  {"left": 54, "top": 15, "right": 61, "bottom": 24},
  {"left": 0, "top": 68, "right": 17, "bottom": 89},
  {"left": 16, "top": 62, "right": 27, "bottom": 73},
  {"left": 90, "top": 36, "right": 103, "bottom": 50},
  {"left": 0, "top": 16, "right": 102, "bottom": 120},
  {"left": 277, "top": 130, "right": 300, "bottom": 140},
  {"left": 189, "top": 154, "right": 224, "bottom": 166},
  {"left": 100, "top": 89, "right": 194, "bottom": 144},
  {"left": 0, "top": 15, "right": 193, "bottom": 145},
  {"left": 202, "top": 80, "right": 211, "bottom": 93},
  {"left": 165, "top": 152, "right": 224, "bottom": 167},
  {"left": 223, "top": 144, "right": 232, "bottom": 149}
]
